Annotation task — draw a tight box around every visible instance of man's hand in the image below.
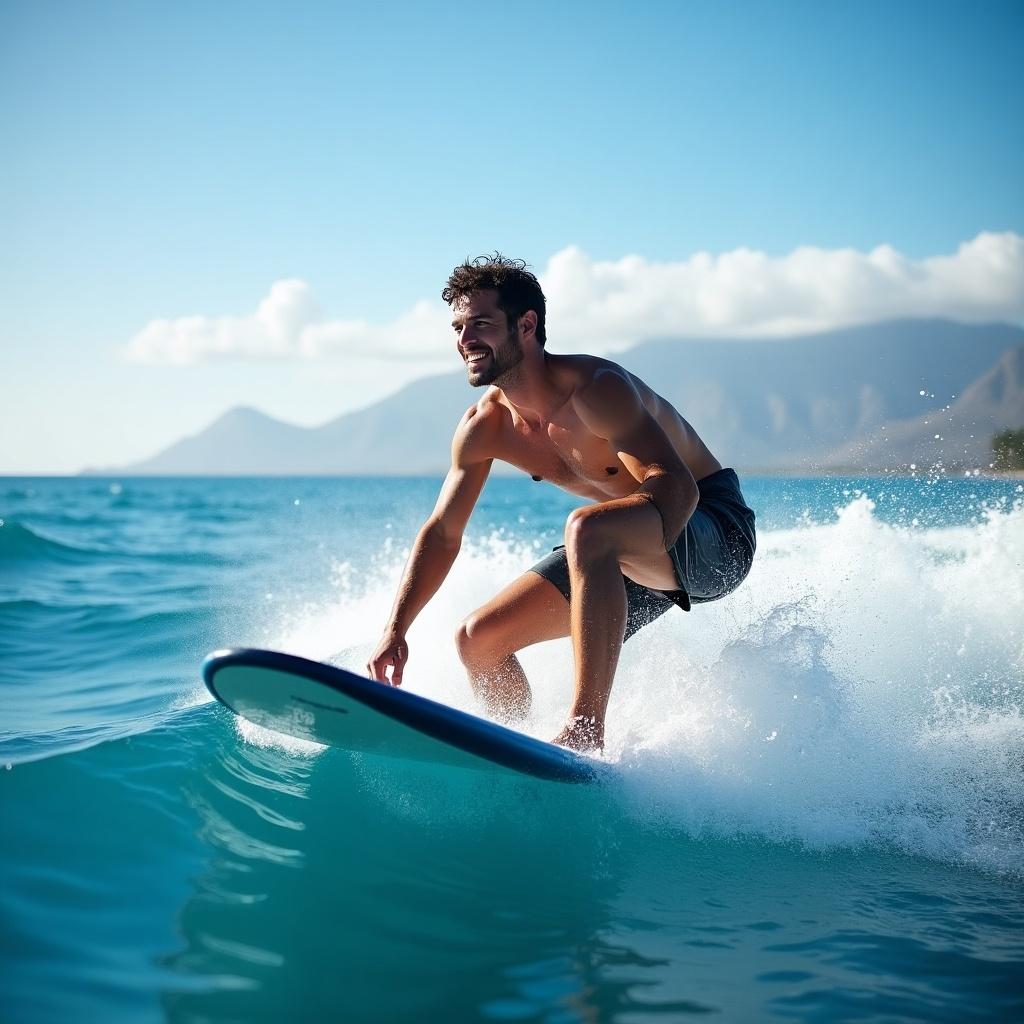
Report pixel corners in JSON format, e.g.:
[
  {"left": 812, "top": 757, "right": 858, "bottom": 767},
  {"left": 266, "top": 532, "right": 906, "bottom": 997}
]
[{"left": 367, "top": 631, "right": 408, "bottom": 686}]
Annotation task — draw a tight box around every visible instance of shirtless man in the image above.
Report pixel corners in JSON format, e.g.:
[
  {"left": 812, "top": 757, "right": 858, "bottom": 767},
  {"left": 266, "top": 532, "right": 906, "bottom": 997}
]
[{"left": 368, "top": 255, "right": 756, "bottom": 751}]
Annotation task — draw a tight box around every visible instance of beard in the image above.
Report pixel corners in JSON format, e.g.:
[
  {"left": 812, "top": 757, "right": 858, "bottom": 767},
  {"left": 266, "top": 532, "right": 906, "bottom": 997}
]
[{"left": 466, "top": 327, "right": 525, "bottom": 387}]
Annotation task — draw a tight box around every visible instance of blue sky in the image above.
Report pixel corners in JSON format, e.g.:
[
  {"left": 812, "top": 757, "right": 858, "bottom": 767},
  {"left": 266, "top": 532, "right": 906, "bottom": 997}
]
[{"left": 2, "top": 0, "right": 1022, "bottom": 472}]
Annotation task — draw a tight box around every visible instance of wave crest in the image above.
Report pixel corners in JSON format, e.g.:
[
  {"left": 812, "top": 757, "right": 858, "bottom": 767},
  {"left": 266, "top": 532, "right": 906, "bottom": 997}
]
[{"left": 268, "top": 497, "right": 1024, "bottom": 874}]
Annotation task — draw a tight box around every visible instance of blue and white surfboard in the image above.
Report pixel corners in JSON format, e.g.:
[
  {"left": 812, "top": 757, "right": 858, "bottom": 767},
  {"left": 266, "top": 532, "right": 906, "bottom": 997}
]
[{"left": 203, "top": 648, "right": 601, "bottom": 784}]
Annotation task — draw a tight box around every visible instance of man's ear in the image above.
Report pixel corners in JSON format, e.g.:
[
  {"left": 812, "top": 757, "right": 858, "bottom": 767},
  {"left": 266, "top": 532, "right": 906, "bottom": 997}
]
[{"left": 519, "top": 309, "right": 538, "bottom": 342}]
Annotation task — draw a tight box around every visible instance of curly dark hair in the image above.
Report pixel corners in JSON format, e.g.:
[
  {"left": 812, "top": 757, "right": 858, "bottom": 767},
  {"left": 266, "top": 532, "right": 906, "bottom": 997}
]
[{"left": 442, "top": 253, "right": 547, "bottom": 347}]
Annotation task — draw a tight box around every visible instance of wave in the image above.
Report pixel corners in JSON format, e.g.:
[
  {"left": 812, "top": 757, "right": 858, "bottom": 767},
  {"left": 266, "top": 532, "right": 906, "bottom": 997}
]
[
  {"left": 256, "top": 496, "right": 1024, "bottom": 876},
  {"left": 0, "top": 519, "right": 101, "bottom": 564},
  {"left": 0, "top": 516, "right": 236, "bottom": 569},
  {"left": 4, "top": 700, "right": 1021, "bottom": 1024},
  {"left": 5, "top": 493, "right": 1022, "bottom": 875}
]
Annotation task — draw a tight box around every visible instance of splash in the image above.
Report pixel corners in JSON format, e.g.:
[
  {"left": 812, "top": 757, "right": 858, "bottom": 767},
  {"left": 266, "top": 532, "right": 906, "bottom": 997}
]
[
  {"left": 233, "top": 716, "right": 326, "bottom": 757},
  {"left": 266, "top": 496, "right": 1024, "bottom": 875}
]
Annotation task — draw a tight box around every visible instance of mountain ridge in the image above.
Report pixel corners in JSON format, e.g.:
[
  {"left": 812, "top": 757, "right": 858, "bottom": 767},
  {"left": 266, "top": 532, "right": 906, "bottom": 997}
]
[{"left": 87, "top": 319, "right": 1024, "bottom": 475}]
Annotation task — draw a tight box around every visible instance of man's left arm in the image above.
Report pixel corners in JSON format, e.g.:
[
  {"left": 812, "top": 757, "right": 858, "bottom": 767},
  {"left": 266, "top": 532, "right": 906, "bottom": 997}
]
[{"left": 574, "top": 368, "right": 699, "bottom": 546}]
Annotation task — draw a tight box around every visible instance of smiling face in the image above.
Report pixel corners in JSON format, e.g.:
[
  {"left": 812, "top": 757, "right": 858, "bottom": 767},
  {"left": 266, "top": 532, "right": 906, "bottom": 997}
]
[{"left": 451, "top": 289, "right": 525, "bottom": 387}]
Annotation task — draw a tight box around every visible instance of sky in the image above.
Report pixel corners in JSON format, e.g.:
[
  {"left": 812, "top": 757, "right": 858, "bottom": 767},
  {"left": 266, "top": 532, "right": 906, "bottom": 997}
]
[{"left": 2, "top": 0, "right": 1022, "bottom": 473}]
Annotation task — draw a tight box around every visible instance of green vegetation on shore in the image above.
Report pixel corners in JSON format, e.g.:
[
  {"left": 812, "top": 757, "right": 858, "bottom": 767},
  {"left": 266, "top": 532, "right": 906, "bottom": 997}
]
[{"left": 992, "top": 428, "right": 1024, "bottom": 471}]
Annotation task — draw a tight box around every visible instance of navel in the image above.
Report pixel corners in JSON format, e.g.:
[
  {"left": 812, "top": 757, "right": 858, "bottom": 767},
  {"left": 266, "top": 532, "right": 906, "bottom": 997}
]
[{"left": 605, "top": 467, "right": 618, "bottom": 476}]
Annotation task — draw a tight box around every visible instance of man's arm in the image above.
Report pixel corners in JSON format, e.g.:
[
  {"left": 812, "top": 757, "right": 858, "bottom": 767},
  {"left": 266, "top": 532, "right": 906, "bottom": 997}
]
[
  {"left": 573, "top": 367, "right": 698, "bottom": 545},
  {"left": 367, "top": 404, "right": 494, "bottom": 685}
]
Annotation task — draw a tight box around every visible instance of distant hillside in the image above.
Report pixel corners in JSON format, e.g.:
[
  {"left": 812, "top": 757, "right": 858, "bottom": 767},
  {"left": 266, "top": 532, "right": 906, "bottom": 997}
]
[
  {"left": 622, "top": 319, "right": 1023, "bottom": 470},
  {"left": 90, "top": 319, "right": 1024, "bottom": 475},
  {"left": 97, "top": 375, "right": 472, "bottom": 476},
  {"left": 822, "top": 344, "right": 1024, "bottom": 469}
]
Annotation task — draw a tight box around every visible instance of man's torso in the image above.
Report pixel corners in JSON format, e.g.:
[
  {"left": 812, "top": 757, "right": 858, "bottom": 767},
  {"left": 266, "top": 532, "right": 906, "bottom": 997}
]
[{"left": 470, "top": 354, "right": 722, "bottom": 500}]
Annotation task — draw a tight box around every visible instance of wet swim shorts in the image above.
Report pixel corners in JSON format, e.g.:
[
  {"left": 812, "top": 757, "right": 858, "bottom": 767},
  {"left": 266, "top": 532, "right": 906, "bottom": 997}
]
[{"left": 529, "top": 467, "right": 756, "bottom": 641}]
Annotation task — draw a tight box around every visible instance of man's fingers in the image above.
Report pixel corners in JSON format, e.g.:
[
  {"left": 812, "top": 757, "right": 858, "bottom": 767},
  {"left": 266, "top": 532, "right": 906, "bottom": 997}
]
[
  {"left": 367, "top": 641, "right": 407, "bottom": 685},
  {"left": 391, "top": 644, "right": 407, "bottom": 687},
  {"left": 389, "top": 648, "right": 406, "bottom": 686}
]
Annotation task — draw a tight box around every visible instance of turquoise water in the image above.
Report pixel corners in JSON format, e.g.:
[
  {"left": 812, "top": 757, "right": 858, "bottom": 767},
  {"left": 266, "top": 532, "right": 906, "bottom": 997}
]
[{"left": 2, "top": 475, "right": 1023, "bottom": 1022}]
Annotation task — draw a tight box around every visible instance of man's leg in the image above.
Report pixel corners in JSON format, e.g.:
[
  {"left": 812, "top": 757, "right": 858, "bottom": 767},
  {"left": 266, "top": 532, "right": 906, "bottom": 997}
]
[
  {"left": 455, "top": 571, "right": 571, "bottom": 720},
  {"left": 556, "top": 497, "right": 678, "bottom": 751}
]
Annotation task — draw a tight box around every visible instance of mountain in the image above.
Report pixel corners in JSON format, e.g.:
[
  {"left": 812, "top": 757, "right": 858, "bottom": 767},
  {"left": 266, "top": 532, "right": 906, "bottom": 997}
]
[
  {"left": 91, "top": 319, "right": 1024, "bottom": 475},
  {"left": 101, "top": 374, "right": 472, "bottom": 475},
  {"left": 622, "top": 319, "right": 1023, "bottom": 470},
  {"left": 822, "top": 344, "right": 1024, "bottom": 469},
  {"left": 117, "top": 405, "right": 314, "bottom": 475}
]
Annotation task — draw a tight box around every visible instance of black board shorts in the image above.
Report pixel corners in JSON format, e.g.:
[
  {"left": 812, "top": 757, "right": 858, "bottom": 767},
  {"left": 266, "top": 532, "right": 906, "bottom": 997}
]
[{"left": 529, "top": 467, "right": 756, "bottom": 641}]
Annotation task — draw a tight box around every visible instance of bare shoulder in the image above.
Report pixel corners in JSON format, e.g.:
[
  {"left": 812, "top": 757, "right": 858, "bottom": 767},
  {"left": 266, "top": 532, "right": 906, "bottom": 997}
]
[
  {"left": 452, "top": 389, "right": 510, "bottom": 466},
  {"left": 561, "top": 355, "right": 643, "bottom": 418}
]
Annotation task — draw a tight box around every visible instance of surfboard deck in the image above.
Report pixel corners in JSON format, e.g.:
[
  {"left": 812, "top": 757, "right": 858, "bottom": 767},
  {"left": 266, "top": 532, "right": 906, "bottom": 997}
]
[{"left": 202, "top": 648, "right": 602, "bottom": 784}]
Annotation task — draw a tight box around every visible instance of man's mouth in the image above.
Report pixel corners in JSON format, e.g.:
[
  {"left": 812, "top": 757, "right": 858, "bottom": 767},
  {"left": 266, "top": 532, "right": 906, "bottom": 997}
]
[{"left": 464, "top": 350, "right": 489, "bottom": 367}]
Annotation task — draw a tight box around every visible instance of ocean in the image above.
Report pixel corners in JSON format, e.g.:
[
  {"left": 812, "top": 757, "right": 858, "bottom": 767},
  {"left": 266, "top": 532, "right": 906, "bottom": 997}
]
[{"left": 2, "top": 473, "right": 1023, "bottom": 1022}]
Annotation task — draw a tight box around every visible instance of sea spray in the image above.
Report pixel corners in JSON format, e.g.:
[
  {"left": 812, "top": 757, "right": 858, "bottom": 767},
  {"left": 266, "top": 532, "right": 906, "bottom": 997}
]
[{"left": 261, "top": 493, "right": 1024, "bottom": 875}]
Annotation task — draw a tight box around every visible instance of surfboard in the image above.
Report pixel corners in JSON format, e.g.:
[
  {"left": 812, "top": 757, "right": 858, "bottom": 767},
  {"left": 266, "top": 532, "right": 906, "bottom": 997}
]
[{"left": 202, "top": 648, "right": 601, "bottom": 784}]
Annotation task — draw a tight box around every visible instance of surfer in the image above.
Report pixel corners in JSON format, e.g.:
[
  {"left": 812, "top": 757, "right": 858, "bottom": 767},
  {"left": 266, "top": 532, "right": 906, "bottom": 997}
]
[{"left": 368, "top": 255, "right": 756, "bottom": 751}]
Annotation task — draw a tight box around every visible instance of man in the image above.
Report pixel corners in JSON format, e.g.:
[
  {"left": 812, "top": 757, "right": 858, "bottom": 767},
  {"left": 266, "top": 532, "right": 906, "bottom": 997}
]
[{"left": 368, "top": 255, "right": 756, "bottom": 751}]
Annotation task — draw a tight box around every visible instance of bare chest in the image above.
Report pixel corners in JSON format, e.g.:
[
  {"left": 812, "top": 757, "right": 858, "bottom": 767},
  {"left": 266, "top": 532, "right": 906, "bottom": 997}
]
[{"left": 496, "top": 416, "right": 638, "bottom": 499}]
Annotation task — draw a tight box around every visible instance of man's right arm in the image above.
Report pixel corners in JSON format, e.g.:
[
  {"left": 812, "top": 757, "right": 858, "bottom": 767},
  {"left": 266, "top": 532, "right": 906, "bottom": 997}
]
[{"left": 366, "top": 404, "right": 494, "bottom": 686}]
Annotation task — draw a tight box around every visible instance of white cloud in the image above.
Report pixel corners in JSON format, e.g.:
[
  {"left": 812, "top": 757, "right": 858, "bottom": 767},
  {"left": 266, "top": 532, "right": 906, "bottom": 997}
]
[
  {"left": 123, "top": 231, "right": 1024, "bottom": 366},
  {"left": 546, "top": 230, "right": 1024, "bottom": 351},
  {"left": 123, "top": 280, "right": 453, "bottom": 367}
]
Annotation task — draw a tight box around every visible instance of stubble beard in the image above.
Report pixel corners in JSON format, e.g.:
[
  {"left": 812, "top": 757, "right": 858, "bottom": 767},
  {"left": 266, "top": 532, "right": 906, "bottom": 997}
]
[{"left": 467, "top": 328, "right": 525, "bottom": 388}]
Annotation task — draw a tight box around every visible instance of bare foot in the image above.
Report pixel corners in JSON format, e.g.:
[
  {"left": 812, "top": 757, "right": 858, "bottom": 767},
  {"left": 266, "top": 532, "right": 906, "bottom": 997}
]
[{"left": 551, "top": 716, "right": 604, "bottom": 753}]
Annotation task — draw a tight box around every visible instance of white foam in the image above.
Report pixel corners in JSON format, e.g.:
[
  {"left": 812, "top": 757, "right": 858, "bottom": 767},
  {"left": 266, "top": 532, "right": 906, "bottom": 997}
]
[
  {"left": 233, "top": 715, "right": 326, "bottom": 757},
  {"left": 265, "top": 499, "right": 1024, "bottom": 875},
  {"left": 171, "top": 683, "right": 216, "bottom": 711}
]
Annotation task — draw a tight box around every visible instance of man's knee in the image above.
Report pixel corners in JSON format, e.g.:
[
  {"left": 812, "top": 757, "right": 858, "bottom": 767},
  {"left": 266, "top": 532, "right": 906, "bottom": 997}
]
[
  {"left": 564, "top": 506, "right": 615, "bottom": 563},
  {"left": 454, "top": 615, "right": 475, "bottom": 662},
  {"left": 454, "top": 609, "right": 508, "bottom": 665}
]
